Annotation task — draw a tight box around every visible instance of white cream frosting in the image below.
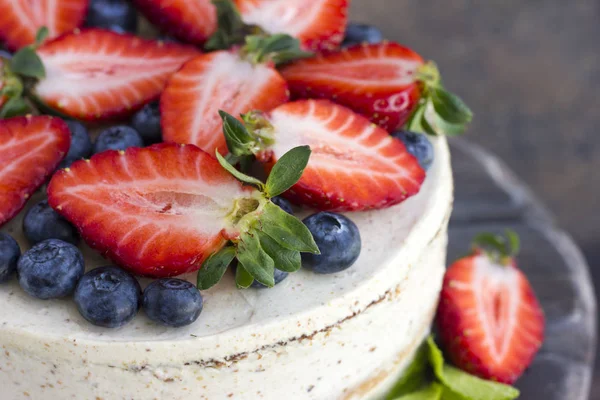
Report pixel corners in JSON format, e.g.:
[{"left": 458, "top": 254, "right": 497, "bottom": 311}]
[{"left": 0, "top": 136, "right": 453, "bottom": 399}]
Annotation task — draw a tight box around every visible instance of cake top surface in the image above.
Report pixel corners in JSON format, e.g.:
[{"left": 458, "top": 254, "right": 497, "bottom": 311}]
[{"left": 0, "top": 137, "right": 452, "bottom": 345}]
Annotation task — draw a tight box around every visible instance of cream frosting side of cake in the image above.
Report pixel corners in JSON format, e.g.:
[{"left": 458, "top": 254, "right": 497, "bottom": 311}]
[{"left": 0, "top": 136, "right": 453, "bottom": 399}]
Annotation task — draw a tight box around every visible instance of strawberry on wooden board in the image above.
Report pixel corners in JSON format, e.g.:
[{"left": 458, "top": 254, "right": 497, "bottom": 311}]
[
  {"left": 48, "top": 143, "right": 319, "bottom": 283},
  {"left": 161, "top": 34, "right": 310, "bottom": 155},
  {"left": 0, "top": 116, "right": 70, "bottom": 227},
  {"left": 0, "top": 0, "right": 88, "bottom": 51},
  {"left": 281, "top": 42, "right": 473, "bottom": 135},
  {"left": 220, "top": 99, "right": 425, "bottom": 212},
  {"left": 3, "top": 29, "right": 199, "bottom": 121},
  {"left": 133, "top": 0, "right": 217, "bottom": 46},
  {"left": 234, "top": 0, "right": 349, "bottom": 51},
  {"left": 436, "top": 231, "right": 545, "bottom": 384}
]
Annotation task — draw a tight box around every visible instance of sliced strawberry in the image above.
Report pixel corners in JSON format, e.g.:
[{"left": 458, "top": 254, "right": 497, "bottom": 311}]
[
  {"left": 436, "top": 233, "right": 545, "bottom": 384},
  {"left": 225, "top": 99, "right": 425, "bottom": 211},
  {"left": 235, "top": 0, "right": 348, "bottom": 51},
  {"left": 133, "top": 0, "right": 217, "bottom": 46},
  {"left": 0, "top": 0, "right": 88, "bottom": 51},
  {"left": 281, "top": 42, "right": 424, "bottom": 131},
  {"left": 33, "top": 29, "right": 199, "bottom": 121},
  {"left": 0, "top": 116, "right": 70, "bottom": 226},
  {"left": 48, "top": 144, "right": 247, "bottom": 277},
  {"left": 48, "top": 143, "right": 319, "bottom": 280},
  {"left": 161, "top": 50, "right": 289, "bottom": 155}
]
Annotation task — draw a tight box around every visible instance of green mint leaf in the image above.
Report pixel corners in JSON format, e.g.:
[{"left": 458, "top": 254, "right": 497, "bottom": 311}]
[
  {"left": 10, "top": 47, "right": 46, "bottom": 79},
  {"left": 406, "top": 104, "right": 436, "bottom": 136},
  {"left": 243, "top": 34, "right": 313, "bottom": 65},
  {"left": 441, "top": 365, "right": 520, "bottom": 400},
  {"left": 260, "top": 202, "right": 320, "bottom": 254},
  {"left": 216, "top": 150, "right": 265, "bottom": 189},
  {"left": 472, "top": 232, "right": 510, "bottom": 258},
  {"left": 424, "top": 99, "right": 468, "bottom": 136},
  {"left": 430, "top": 87, "right": 473, "bottom": 125},
  {"left": 257, "top": 230, "right": 301, "bottom": 272},
  {"left": 35, "top": 27, "right": 49, "bottom": 46},
  {"left": 386, "top": 343, "right": 430, "bottom": 399},
  {"left": 391, "top": 383, "right": 443, "bottom": 400},
  {"left": 426, "top": 336, "right": 445, "bottom": 382},
  {"left": 0, "top": 96, "right": 29, "bottom": 118},
  {"left": 219, "top": 110, "right": 256, "bottom": 157},
  {"left": 197, "top": 246, "right": 236, "bottom": 290},
  {"left": 265, "top": 145, "right": 311, "bottom": 197},
  {"left": 505, "top": 229, "right": 520, "bottom": 257},
  {"left": 235, "top": 262, "right": 254, "bottom": 289},
  {"left": 237, "top": 230, "right": 275, "bottom": 287}
]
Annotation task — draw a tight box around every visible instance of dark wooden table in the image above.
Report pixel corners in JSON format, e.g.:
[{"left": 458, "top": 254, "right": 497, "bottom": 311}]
[{"left": 449, "top": 139, "right": 596, "bottom": 399}]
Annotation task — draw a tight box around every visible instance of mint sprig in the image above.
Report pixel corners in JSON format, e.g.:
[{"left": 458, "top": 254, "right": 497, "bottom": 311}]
[
  {"left": 197, "top": 128, "right": 319, "bottom": 291},
  {"left": 387, "top": 336, "right": 519, "bottom": 400},
  {"left": 406, "top": 61, "right": 473, "bottom": 136},
  {"left": 472, "top": 229, "right": 520, "bottom": 264}
]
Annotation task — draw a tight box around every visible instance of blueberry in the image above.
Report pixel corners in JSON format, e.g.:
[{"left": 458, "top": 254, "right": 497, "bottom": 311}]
[
  {"left": 17, "top": 239, "right": 85, "bottom": 299},
  {"left": 143, "top": 279, "right": 203, "bottom": 327},
  {"left": 0, "top": 233, "right": 20, "bottom": 283},
  {"left": 23, "top": 200, "right": 79, "bottom": 246},
  {"left": 0, "top": 49, "right": 12, "bottom": 59},
  {"left": 131, "top": 102, "right": 162, "bottom": 145},
  {"left": 302, "top": 212, "right": 361, "bottom": 274},
  {"left": 251, "top": 268, "right": 288, "bottom": 289},
  {"left": 271, "top": 196, "right": 293, "bottom": 215},
  {"left": 75, "top": 266, "right": 141, "bottom": 328},
  {"left": 58, "top": 120, "right": 93, "bottom": 169},
  {"left": 391, "top": 130, "right": 434, "bottom": 170},
  {"left": 93, "top": 125, "right": 143, "bottom": 154},
  {"left": 342, "top": 23, "right": 384, "bottom": 47},
  {"left": 86, "top": 0, "right": 138, "bottom": 33}
]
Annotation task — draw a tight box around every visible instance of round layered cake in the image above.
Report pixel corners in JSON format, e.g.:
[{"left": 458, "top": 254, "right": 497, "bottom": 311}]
[{"left": 0, "top": 134, "right": 452, "bottom": 399}]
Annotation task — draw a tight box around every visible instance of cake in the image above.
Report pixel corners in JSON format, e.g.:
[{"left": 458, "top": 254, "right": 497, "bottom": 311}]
[
  {"left": 0, "top": 135, "right": 451, "bottom": 399},
  {"left": 0, "top": 1, "right": 543, "bottom": 400}
]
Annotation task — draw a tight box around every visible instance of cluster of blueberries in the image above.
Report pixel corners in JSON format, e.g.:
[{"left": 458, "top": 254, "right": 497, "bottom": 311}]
[{"left": 0, "top": 195, "right": 363, "bottom": 329}]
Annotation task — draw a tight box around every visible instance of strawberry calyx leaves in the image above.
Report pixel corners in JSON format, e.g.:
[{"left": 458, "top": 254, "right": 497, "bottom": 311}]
[
  {"left": 219, "top": 109, "right": 276, "bottom": 160},
  {"left": 9, "top": 27, "right": 48, "bottom": 79},
  {"left": 197, "top": 139, "right": 318, "bottom": 290},
  {"left": 205, "top": 0, "right": 262, "bottom": 51},
  {"left": 472, "top": 229, "right": 520, "bottom": 265},
  {"left": 405, "top": 61, "right": 473, "bottom": 136},
  {"left": 241, "top": 34, "right": 313, "bottom": 66}
]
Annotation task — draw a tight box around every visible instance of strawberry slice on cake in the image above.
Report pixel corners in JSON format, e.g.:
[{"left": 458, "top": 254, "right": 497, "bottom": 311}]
[
  {"left": 0, "top": 116, "right": 70, "bottom": 227},
  {"left": 436, "top": 231, "right": 545, "bottom": 384},
  {"left": 48, "top": 142, "right": 319, "bottom": 282},
  {"left": 0, "top": 0, "right": 88, "bottom": 51},
  {"left": 161, "top": 34, "right": 310, "bottom": 155},
  {"left": 281, "top": 42, "right": 473, "bottom": 135},
  {"left": 219, "top": 99, "right": 425, "bottom": 211}
]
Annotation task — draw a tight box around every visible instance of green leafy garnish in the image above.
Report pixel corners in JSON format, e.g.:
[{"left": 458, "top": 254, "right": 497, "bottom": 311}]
[
  {"left": 237, "top": 230, "right": 275, "bottom": 287},
  {"left": 260, "top": 202, "right": 319, "bottom": 253},
  {"left": 216, "top": 150, "right": 265, "bottom": 190},
  {"left": 405, "top": 61, "right": 473, "bottom": 136},
  {"left": 35, "top": 27, "right": 49, "bottom": 46},
  {"left": 472, "top": 229, "right": 520, "bottom": 263},
  {"left": 242, "top": 33, "right": 313, "bottom": 65},
  {"left": 265, "top": 145, "right": 311, "bottom": 197},
  {"left": 257, "top": 231, "right": 301, "bottom": 273},
  {"left": 9, "top": 47, "right": 46, "bottom": 79},
  {"left": 387, "top": 337, "right": 519, "bottom": 400},
  {"left": 197, "top": 246, "right": 236, "bottom": 290},
  {"left": 235, "top": 263, "right": 254, "bottom": 289}
]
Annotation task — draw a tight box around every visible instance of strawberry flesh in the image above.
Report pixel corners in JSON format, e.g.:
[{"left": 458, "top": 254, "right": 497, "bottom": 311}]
[
  {"left": 0, "top": 0, "right": 88, "bottom": 51},
  {"left": 133, "top": 0, "right": 217, "bottom": 46},
  {"left": 262, "top": 99, "right": 425, "bottom": 211},
  {"left": 35, "top": 29, "right": 200, "bottom": 121},
  {"left": 281, "top": 42, "right": 424, "bottom": 131},
  {"left": 48, "top": 143, "right": 254, "bottom": 278},
  {"left": 436, "top": 253, "right": 545, "bottom": 384},
  {"left": 161, "top": 50, "right": 289, "bottom": 155},
  {"left": 0, "top": 116, "right": 70, "bottom": 227},
  {"left": 235, "top": 0, "right": 349, "bottom": 51}
]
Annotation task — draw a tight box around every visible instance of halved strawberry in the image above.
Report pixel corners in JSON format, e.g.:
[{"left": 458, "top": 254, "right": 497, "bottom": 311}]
[
  {"left": 436, "top": 231, "right": 545, "bottom": 384},
  {"left": 48, "top": 143, "right": 319, "bottom": 281},
  {"left": 235, "top": 0, "right": 349, "bottom": 51},
  {"left": 0, "top": 0, "right": 88, "bottom": 51},
  {"left": 133, "top": 0, "right": 217, "bottom": 45},
  {"left": 222, "top": 99, "right": 425, "bottom": 211},
  {"left": 161, "top": 33, "right": 313, "bottom": 155},
  {"left": 0, "top": 116, "right": 70, "bottom": 227},
  {"left": 281, "top": 42, "right": 473, "bottom": 135},
  {"left": 29, "top": 29, "right": 200, "bottom": 121}
]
